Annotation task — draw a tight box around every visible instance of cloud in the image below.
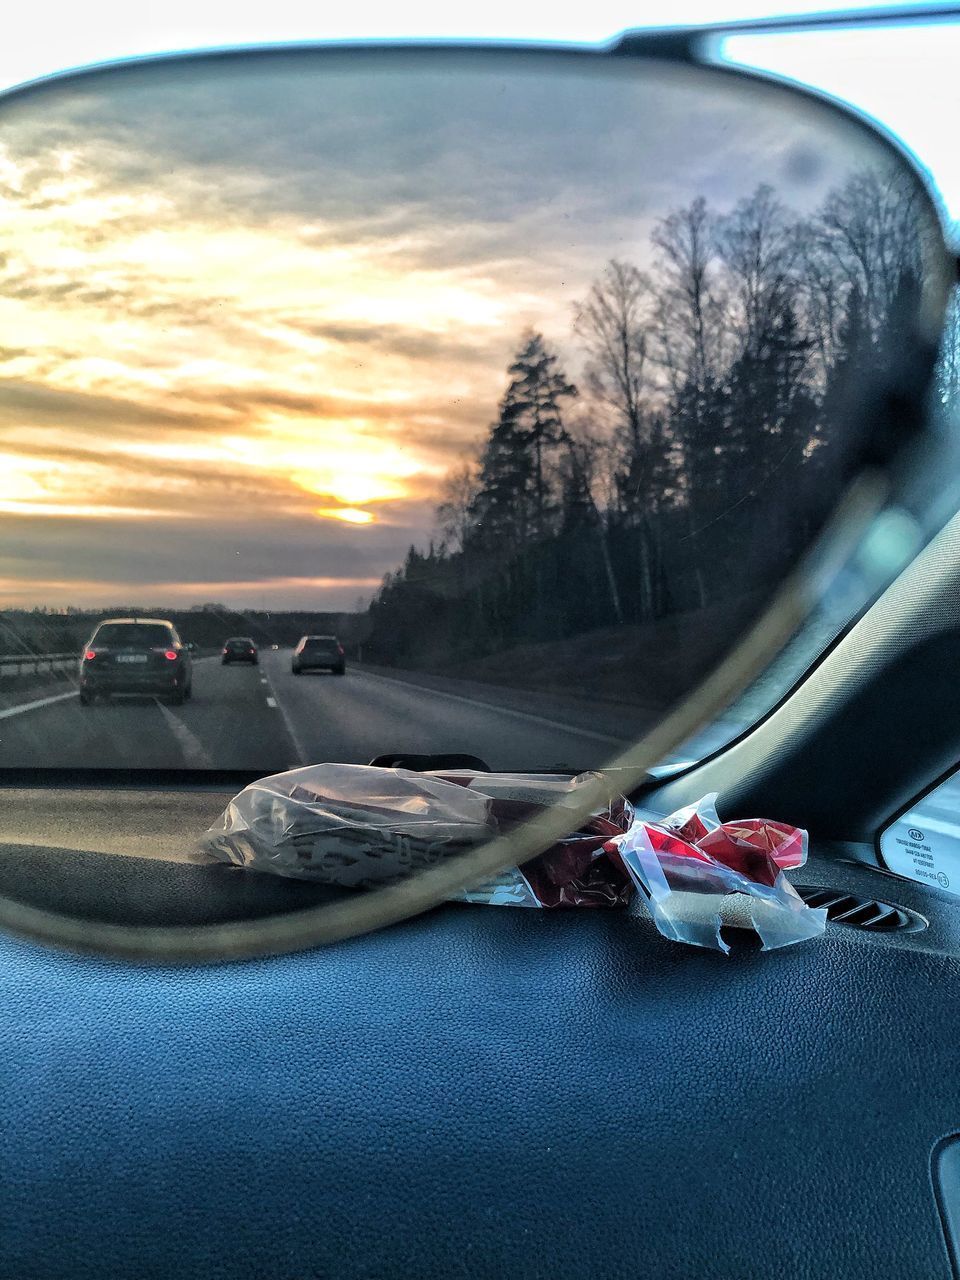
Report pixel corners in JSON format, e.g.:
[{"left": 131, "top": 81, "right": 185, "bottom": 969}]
[
  {"left": 0, "top": 504, "right": 423, "bottom": 608},
  {"left": 284, "top": 317, "right": 506, "bottom": 367},
  {"left": 0, "top": 378, "right": 225, "bottom": 431},
  {"left": 0, "top": 47, "right": 896, "bottom": 611}
]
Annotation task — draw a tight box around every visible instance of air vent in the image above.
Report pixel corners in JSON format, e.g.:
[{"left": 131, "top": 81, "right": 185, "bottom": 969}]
[{"left": 794, "top": 884, "right": 922, "bottom": 932}]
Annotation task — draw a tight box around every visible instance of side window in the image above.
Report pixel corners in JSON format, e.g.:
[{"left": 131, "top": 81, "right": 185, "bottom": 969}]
[{"left": 879, "top": 769, "right": 960, "bottom": 895}]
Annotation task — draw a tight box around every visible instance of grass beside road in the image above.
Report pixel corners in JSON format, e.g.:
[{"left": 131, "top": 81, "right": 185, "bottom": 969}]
[{"left": 376, "top": 596, "right": 762, "bottom": 714}]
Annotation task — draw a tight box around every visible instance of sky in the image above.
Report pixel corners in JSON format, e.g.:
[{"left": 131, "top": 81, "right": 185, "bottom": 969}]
[
  {"left": 3, "top": 3, "right": 958, "bottom": 224},
  {"left": 0, "top": 42, "right": 915, "bottom": 609}
]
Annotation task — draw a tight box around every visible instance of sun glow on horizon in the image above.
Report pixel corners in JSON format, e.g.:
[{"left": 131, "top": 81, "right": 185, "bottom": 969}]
[{"left": 316, "top": 507, "right": 375, "bottom": 525}]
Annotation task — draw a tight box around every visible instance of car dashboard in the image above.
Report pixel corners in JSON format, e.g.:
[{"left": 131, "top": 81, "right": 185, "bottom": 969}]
[{"left": 3, "top": 781, "right": 960, "bottom": 1279}]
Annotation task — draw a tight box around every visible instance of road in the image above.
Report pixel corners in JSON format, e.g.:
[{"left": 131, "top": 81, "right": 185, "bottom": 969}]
[
  {"left": 0, "top": 603, "right": 850, "bottom": 777},
  {"left": 0, "top": 650, "right": 639, "bottom": 773}
]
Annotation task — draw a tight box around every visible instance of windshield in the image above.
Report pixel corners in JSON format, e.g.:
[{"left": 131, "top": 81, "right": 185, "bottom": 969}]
[{"left": 0, "top": 52, "right": 945, "bottom": 773}]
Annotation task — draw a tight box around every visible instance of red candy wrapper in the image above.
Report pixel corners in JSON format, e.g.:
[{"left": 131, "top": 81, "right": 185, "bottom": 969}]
[
  {"left": 436, "top": 770, "right": 633, "bottom": 908},
  {"left": 607, "top": 793, "right": 826, "bottom": 953}
]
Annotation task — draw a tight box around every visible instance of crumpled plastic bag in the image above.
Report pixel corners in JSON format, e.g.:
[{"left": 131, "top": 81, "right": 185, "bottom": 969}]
[
  {"left": 607, "top": 793, "right": 826, "bottom": 953},
  {"left": 201, "top": 764, "right": 497, "bottom": 886},
  {"left": 200, "top": 764, "right": 633, "bottom": 905}
]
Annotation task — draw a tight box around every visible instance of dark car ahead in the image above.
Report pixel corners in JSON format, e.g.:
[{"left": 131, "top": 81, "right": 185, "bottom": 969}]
[
  {"left": 222, "top": 636, "right": 258, "bottom": 665},
  {"left": 292, "top": 635, "right": 345, "bottom": 675},
  {"left": 79, "top": 618, "right": 192, "bottom": 706}
]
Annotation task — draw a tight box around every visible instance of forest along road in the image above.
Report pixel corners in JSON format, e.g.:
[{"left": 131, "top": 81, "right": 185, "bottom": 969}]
[{"left": 0, "top": 651, "right": 645, "bottom": 772}]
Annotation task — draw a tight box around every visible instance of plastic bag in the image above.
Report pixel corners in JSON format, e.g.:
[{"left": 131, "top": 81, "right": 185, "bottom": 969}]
[
  {"left": 201, "top": 764, "right": 633, "bottom": 905},
  {"left": 201, "top": 764, "right": 497, "bottom": 886},
  {"left": 608, "top": 793, "right": 826, "bottom": 953}
]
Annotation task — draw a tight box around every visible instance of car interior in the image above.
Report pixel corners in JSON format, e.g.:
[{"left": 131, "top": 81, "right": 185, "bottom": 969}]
[{"left": 3, "top": 11, "right": 960, "bottom": 1280}]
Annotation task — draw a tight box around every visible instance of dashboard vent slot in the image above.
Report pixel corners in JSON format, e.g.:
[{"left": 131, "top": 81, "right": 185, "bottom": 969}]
[{"left": 794, "top": 885, "right": 917, "bottom": 931}]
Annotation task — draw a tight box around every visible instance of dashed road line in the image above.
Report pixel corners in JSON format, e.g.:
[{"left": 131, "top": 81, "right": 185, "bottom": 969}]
[
  {"left": 260, "top": 659, "right": 308, "bottom": 766},
  {"left": 266, "top": 696, "right": 277, "bottom": 708}
]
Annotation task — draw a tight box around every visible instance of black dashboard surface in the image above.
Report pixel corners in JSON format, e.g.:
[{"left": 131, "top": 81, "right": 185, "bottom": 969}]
[{"left": 2, "top": 816, "right": 960, "bottom": 1280}]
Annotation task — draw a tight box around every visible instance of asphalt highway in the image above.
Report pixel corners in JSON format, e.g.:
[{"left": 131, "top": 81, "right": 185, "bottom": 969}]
[{"left": 0, "top": 649, "right": 637, "bottom": 772}]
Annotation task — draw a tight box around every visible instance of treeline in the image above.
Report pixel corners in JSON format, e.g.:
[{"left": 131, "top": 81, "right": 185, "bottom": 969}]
[
  {"left": 0, "top": 607, "right": 369, "bottom": 656},
  {"left": 367, "top": 167, "right": 936, "bottom": 671}
]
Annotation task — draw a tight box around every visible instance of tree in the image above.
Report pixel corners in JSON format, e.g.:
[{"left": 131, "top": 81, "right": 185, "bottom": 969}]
[
  {"left": 794, "top": 218, "right": 847, "bottom": 386},
  {"left": 574, "top": 259, "right": 652, "bottom": 451},
  {"left": 714, "top": 184, "right": 797, "bottom": 361},
  {"left": 504, "top": 331, "right": 578, "bottom": 537},
  {"left": 470, "top": 332, "right": 577, "bottom": 550},
  {"left": 557, "top": 420, "right": 624, "bottom": 623},
  {"left": 723, "top": 297, "right": 816, "bottom": 502},
  {"left": 810, "top": 166, "right": 927, "bottom": 343},
  {"left": 365, "top": 164, "right": 934, "bottom": 672},
  {"left": 435, "top": 462, "right": 479, "bottom": 554},
  {"left": 469, "top": 398, "right": 535, "bottom": 555},
  {"left": 650, "top": 196, "right": 732, "bottom": 577},
  {"left": 651, "top": 195, "right": 728, "bottom": 396}
]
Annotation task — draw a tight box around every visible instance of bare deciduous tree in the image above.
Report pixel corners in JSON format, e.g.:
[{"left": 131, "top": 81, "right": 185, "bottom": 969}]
[
  {"left": 574, "top": 259, "right": 653, "bottom": 450},
  {"left": 794, "top": 219, "right": 847, "bottom": 385},
  {"left": 651, "top": 195, "right": 727, "bottom": 394},
  {"left": 714, "top": 183, "right": 797, "bottom": 359},
  {"left": 435, "top": 462, "right": 479, "bottom": 554},
  {"left": 811, "top": 166, "right": 926, "bottom": 341}
]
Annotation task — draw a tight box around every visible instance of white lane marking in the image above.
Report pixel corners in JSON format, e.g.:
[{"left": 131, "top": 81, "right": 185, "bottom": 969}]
[
  {"left": 153, "top": 699, "right": 215, "bottom": 769},
  {"left": 260, "top": 657, "right": 308, "bottom": 765},
  {"left": 354, "top": 670, "right": 627, "bottom": 746},
  {"left": 260, "top": 677, "right": 268, "bottom": 685},
  {"left": 0, "top": 690, "right": 77, "bottom": 720},
  {"left": 266, "top": 696, "right": 277, "bottom": 708}
]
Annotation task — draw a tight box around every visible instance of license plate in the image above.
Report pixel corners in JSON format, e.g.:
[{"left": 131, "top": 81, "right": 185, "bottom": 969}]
[{"left": 116, "top": 654, "right": 148, "bottom": 664}]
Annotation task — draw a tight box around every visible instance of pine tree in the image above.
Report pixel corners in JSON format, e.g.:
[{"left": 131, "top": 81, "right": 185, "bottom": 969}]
[
  {"left": 470, "top": 332, "right": 577, "bottom": 553},
  {"left": 505, "top": 332, "right": 578, "bottom": 539}
]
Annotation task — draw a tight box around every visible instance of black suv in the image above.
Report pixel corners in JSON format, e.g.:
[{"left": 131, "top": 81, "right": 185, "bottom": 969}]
[
  {"left": 291, "top": 635, "right": 346, "bottom": 675},
  {"left": 79, "top": 618, "right": 193, "bottom": 706},
  {"left": 222, "top": 637, "right": 258, "bottom": 665}
]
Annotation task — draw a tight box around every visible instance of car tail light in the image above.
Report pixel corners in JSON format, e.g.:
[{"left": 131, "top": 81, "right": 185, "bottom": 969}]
[
  {"left": 337, "top": 645, "right": 344, "bottom": 656},
  {"left": 164, "top": 650, "right": 177, "bottom": 661},
  {"left": 83, "top": 650, "right": 96, "bottom": 661}
]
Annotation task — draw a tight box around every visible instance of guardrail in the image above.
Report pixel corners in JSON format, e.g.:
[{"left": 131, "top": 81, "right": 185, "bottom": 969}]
[{"left": 0, "top": 653, "right": 77, "bottom": 678}]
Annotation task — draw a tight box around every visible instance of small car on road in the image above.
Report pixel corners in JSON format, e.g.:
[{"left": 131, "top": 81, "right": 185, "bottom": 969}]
[
  {"left": 292, "top": 635, "right": 346, "bottom": 675},
  {"left": 222, "top": 637, "right": 258, "bottom": 665},
  {"left": 79, "top": 618, "right": 193, "bottom": 705}
]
